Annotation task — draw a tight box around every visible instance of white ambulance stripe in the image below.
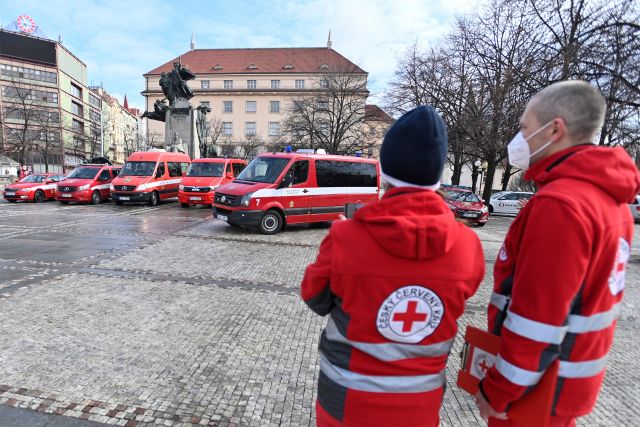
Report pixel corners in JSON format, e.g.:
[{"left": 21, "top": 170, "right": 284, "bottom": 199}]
[
  {"left": 559, "top": 355, "right": 608, "bottom": 378},
  {"left": 136, "top": 179, "right": 182, "bottom": 191},
  {"left": 504, "top": 310, "right": 568, "bottom": 344},
  {"left": 324, "top": 318, "right": 454, "bottom": 361},
  {"left": 33, "top": 184, "right": 57, "bottom": 191},
  {"left": 567, "top": 303, "right": 620, "bottom": 333},
  {"left": 495, "top": 355, "right": 544, "bottom": 387},
  {"left": 93, "top": 184, "right": 111, "bottom": 190},
  {"left": 319, "top": 353, "right": 445, "bottom": 393},
  {"left": 252, "top": 186, "right": 378, "bottom": 198},
  {"left": 489, "top": 292, "right": 510, "bottom": 311}
]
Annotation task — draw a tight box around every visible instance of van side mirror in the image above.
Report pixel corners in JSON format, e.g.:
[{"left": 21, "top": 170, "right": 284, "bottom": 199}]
[
  {"left": 226, "top": 172, "right": 233, "bottom": 180},
  {"left": 279, "top": 174, "right": 293, "bottom": 189}
]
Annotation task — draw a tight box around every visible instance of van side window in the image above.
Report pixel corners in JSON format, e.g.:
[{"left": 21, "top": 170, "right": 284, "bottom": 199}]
[
  {"left": 293, "top": 161, "right": 309, "bottom": 184},
  {"left": 315, "top": 160, "right": 377, "bottom": 187},
  {"left": 155, "top": 162, "right": 166, "bottom": 178},
  {"left": 233, "top": 163, "right": 245, "bottom": 177},
  {"left": 99, "top": 170, "right": 110, "bottom": 181},
  {"left": 111, "top": 169, "right": 121, "bottom": 178},
  {"left": 180, "top": 162, "right": 189, "bottom": 175},
  {"left": 168, "top": 162, "right": 183, "bottom": 177}
]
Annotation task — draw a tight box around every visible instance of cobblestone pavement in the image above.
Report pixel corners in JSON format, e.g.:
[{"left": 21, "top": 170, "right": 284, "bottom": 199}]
[{"left": 0, "top": 199, "right": 638, "bottom": 426}]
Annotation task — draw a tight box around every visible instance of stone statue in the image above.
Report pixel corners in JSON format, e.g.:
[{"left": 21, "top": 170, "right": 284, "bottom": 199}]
[
  {"left": 195, "top": 105, "right": 212, "bottom": 158},
  {"left": 141, "top": 99, "right": 169, "bottom": 122},
  {"left": 160, "top": 61, "right": 196, "bottom": 105},
  {"left": 166, "top": 133, "right": 186, "bottom": 153}
]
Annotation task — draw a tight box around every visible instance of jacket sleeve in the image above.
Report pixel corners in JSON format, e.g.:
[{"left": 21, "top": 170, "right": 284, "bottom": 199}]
[
  {"left": 300, "top": 227, "right": 335, "bottom": 316},
  {"left": 480, "top": 197, "right": 592, "bottom": 412}
]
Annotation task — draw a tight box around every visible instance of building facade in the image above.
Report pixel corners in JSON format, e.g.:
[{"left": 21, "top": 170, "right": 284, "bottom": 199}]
[{"left": 142, "top": 44, "right": 383, "bottom": 158}]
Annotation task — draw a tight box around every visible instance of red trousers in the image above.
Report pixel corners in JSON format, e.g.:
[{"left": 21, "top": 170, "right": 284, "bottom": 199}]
[{"left": 489, "top": 416, "right": 576, "bottom": 427}]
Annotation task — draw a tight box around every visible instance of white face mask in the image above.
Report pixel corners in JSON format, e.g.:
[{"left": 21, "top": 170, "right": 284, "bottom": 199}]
[{"left": 507, "top": 121, "right": 554, "bottom": 170}]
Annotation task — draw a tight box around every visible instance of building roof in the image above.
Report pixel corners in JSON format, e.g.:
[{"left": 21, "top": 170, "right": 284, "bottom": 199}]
[
  {"left": 365, "top": 105, "right": 394, "bottom": 123},
  {"left": 145, "top": 48, "right": 366, "bottom": 76}
]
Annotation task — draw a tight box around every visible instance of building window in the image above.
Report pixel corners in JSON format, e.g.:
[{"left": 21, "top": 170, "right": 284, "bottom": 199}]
[
  {"left": 71, "top": 101, "right": 83, "bottom": 116},
  {"left": 89, "top": 94, "right": 100, "bottom": 108},
  {"left": 0, "top": 64, "right": 57, "bottom": 84},
  {"left": 200, "top": 101, "right": 210, "bottom": 107},
  {"left": 223, "top": 101, "right": 233, "bottom": 113},
  {"left": 295, "top": 79, "right": 305, "bottom": 89},
  {"left": 269, "top": 101, "right": 280, "bottom": 113},
  {"left": 72, "top": 119, "right": 84, "bottom": 132},
  {"left": 1, "top": 86, "right": 58, "bottom": 104},
  {"left": 319, "top": 79, "right": 329, "bottom": 88},
  {"left": 271, "top": 80, "right": 280, "bottom": 89},
  {"left": 223, "top": 122, "right": 233, "bottom": 136},
  {"left": 90, "top": 110, "right": 100, "bottom": 123},
  {"left": 224, "top": 80, "right": 233, "bottom": 89},
  {"left": 70, "top": 83, "right": 82, "bottom": 98},
  {"left": 245, "top": 101, "right": 257, "bottom": 113},
  {"left": 317, "top": 99, "right": 329, "bottom": 110},
  {"left": 201, "top": 80, "right": 210, "bottom": 89},
  {"left": 245, "top": 122, "right": 256, "bottom": 136},
  {"left": 269, "top": 122, "right": 280, "bottom": 136},
  {"left": 247, "top": 80, "right": 257, "bottom": 89}
]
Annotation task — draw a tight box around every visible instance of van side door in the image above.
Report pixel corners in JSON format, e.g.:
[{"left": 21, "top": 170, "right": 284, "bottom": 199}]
[
  {"left": 97, "top": 169, "right": 112, "bottom": 198},
  {"left": 279, "top": 160, "right": 311, "bottom": 224}
]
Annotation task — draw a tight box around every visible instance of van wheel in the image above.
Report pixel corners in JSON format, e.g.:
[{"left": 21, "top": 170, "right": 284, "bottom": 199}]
[
  {"left": 34, "top": 190, "right": 45, "bottom": 203},
  {"left": 148, "top": 191, "right": 159, "bottom": 206},
  {"left": 181, "top": 203, "right": 190, "bottom": 208},
  {"left": 258, "top": 210, "right": 283, "bottom": 235},
  {"left": 91, "top": 191, "right": 102, "bottom": 205}
]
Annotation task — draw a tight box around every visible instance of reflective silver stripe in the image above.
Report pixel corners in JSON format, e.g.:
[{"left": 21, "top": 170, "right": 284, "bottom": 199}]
[
  {"left": 559, "top": 355, "right": 608, "bottom": 378},
  {"left": 495, "top": 355, "right": 544, "bottom": 386},
  {"left": 504, "top": 310, "right": 568, "bottom": 344},
  {"left": 490, "top": 292, "right": 509, "bottom": 311},
  {"left": 319, "top": 353, "right": 445, "bottom": 393},
  {"left": 568, "top": 304, "right": 620, "bottom": 333},
  {"left": 324, "top": 318, "right": 454, "bottom": 361}
]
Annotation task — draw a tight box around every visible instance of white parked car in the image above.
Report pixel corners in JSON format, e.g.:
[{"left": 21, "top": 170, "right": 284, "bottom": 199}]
[
  {"left": 489, "top": 191, "right": 534, "bottom": 215},
  {"left": 629, "top": 195, "right": 640, "bottom": 222}
]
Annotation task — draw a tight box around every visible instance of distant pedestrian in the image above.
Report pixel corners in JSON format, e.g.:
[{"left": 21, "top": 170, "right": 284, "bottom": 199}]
[
  {"left": 301, "top": 106, "right": 485, "bottom": 426},
  {"left": 475, "top": 81, "right": 640, "bottom": 426}
]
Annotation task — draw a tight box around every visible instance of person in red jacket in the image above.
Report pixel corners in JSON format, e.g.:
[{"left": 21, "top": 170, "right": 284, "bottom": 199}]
[
  {"left": 475, "top": 81, "right": 640, "bottom": 426},
  {"left": 301, "top": 105, "right": 485, "bottom": 427}
]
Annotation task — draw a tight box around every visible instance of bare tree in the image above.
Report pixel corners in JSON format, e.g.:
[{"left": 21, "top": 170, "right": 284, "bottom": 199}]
[
  {"left": 199, "top": 117, "right": 223, "bottom": 158},
  {"left": 283, "top": 66, "right": 373, "bottom": 154},
  {"left": 33, "top": 110, "right": 62, "bottom": 172},
  {"left": 239, "top": 135, "right": 265, "bottom": 160}
]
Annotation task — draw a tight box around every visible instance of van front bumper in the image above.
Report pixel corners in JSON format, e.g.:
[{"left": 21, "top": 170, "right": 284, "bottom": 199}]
[
  {"left": 213, "top": 206, "right": 263, "bottom": 226},
  {"left": 111, "top": 192, "right": 151, "bottom": 203}
]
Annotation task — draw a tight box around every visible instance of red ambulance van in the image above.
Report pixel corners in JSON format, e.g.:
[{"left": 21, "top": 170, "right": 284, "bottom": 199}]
[
  {"left": 110, "top": 151, "right": 190, "bottom": 206},
  {"left": 212, "top": 152, "right": 380, "bottom": 234},
  {"left": 56, "top": 164, "right": 121, "bottom": 204},
  {"left": 178, "top": 158, "right": 247, "bottom": 208}
]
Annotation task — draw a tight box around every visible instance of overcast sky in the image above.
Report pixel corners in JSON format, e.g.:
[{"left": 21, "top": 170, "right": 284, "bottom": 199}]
[{"left": 0, "top": 0, "right": 478, "bottom": 112}]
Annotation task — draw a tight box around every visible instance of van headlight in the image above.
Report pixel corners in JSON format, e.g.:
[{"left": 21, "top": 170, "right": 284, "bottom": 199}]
[
  {"left": 78, "top": 184, "right": 90, "bottom": 191},
  {"left": 240, "top": 192, "right": 254, "bottom": 207},
  {"left": 110, "top": 183, "right": 115, "bottom": 191},
  {"left": 179, "top": 184, "right": 184, "bottom": 190}
]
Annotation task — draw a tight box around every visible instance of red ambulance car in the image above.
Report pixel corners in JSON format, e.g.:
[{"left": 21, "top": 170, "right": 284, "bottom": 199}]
[
  {"left": 178, "top": 158, "right": 247, "bottom": 208},
  {"left": 3, "top": 173, "right": 65, "bottom": 202}
]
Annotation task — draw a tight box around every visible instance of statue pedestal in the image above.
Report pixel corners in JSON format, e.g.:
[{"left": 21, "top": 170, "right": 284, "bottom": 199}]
[{"left": 165, "top": 100, "right": 199, "bottom": 159}]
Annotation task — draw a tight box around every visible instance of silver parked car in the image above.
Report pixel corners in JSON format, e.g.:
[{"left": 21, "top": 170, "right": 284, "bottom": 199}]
[
  {"left": 489, "top": 191, "right": 534, "bottom": 215},
  {"left": 628, "top": 195, "right": 640, "bottom": 222}
]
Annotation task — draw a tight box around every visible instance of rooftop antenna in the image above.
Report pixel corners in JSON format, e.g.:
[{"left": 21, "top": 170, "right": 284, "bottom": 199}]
[
  {"left": 190, "top": 32, "right": 195, "bottom": 51},
  {"left": 58, "top": 34, "right": 63, "bottom": 44},
  {"left": 327, "top": 30, "right": 332, "bottom": 49}
]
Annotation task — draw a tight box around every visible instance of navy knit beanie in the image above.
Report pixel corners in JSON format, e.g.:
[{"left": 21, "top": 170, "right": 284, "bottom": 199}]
[{"left": 380, "top": 105, "right": 448, "bottom": 187}]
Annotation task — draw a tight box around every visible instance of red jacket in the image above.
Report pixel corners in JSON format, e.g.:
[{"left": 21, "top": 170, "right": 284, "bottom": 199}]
[
  {"left": 481, "top": 145, "right": 640, "bottom": 418},
  {"left": 301, "top": 187, "right": 484, "bottom": 427}
]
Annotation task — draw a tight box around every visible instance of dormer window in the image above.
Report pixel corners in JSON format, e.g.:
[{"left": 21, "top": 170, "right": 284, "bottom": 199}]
[
  {"left": 319, "top": 63, "right": 330, "bottom": 70},
  {"left": 283, "top": 64, "right": 294, "bottom": 69},
  {"left": 212, "top": 64, "right": 223, "bottom": 70},
  {"left": 247, "top": 64, "right": 258, "bottom": 70}
]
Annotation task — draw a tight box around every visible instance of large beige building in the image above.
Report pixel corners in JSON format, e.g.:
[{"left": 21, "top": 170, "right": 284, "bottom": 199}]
[{"left": 142, "top": 43, "right": 389, "bottom": 157}]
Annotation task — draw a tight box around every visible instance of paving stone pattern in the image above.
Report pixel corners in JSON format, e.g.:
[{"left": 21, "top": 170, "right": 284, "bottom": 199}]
[{"left": 0, "top": 201, "right": 638, "bottom": 426}]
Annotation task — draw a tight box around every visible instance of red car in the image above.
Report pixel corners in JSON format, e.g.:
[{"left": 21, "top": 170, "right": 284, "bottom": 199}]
[
  {"left": 3, "top": 173, "right": 66, "bottom": 203},
  {"left": 178, "top": 158, "right": 247, "bottom": 208},
  {"left": 57, "top": 164, "right": 121, "bottom": 205},
  {"left": 441, "top": 185, "right": 489, "bottom": 226}
]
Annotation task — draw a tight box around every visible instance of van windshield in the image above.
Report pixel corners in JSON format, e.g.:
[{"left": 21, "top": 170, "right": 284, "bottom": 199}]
[
  {"left": 67, "top": 167, "right": 100, "bottom": 180},
  {"left": 119, "top": 161, "right": 157, "bottom": 177},
  {"left": 187, "top": 162, "right": 224, "bottom": 177},
  {"left": 236, "top": 157, "right": 290, "bottom": 183}
]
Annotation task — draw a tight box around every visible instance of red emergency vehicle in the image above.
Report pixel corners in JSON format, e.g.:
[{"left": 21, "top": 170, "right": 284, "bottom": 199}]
[
  {"left": 56, "top": 164, "right": 121, "bottom": 204},
  {"left": 178, "top": 158, "right": 247, "bottom": 208},
  {"left": 3, "top": 173, "right": 65, "bottom": 202},
  {"left": 212, "top": 151, "right": 380, "bottom": 234},
  {"left": 110, "top": 151, "right": 190, "bottom": 206}
]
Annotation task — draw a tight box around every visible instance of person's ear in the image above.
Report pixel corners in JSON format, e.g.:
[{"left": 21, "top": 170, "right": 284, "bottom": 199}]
[{"left": 551, "top": 118, "right": 566, "bottom": 142}]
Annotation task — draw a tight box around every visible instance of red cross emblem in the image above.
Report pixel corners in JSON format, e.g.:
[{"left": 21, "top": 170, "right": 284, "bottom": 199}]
[
  {"left": 479, "top": 359, "right": 491, "bottom": 373},
  {"left": 392, "top": 301, "right": 428, "bottom": 332}
]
